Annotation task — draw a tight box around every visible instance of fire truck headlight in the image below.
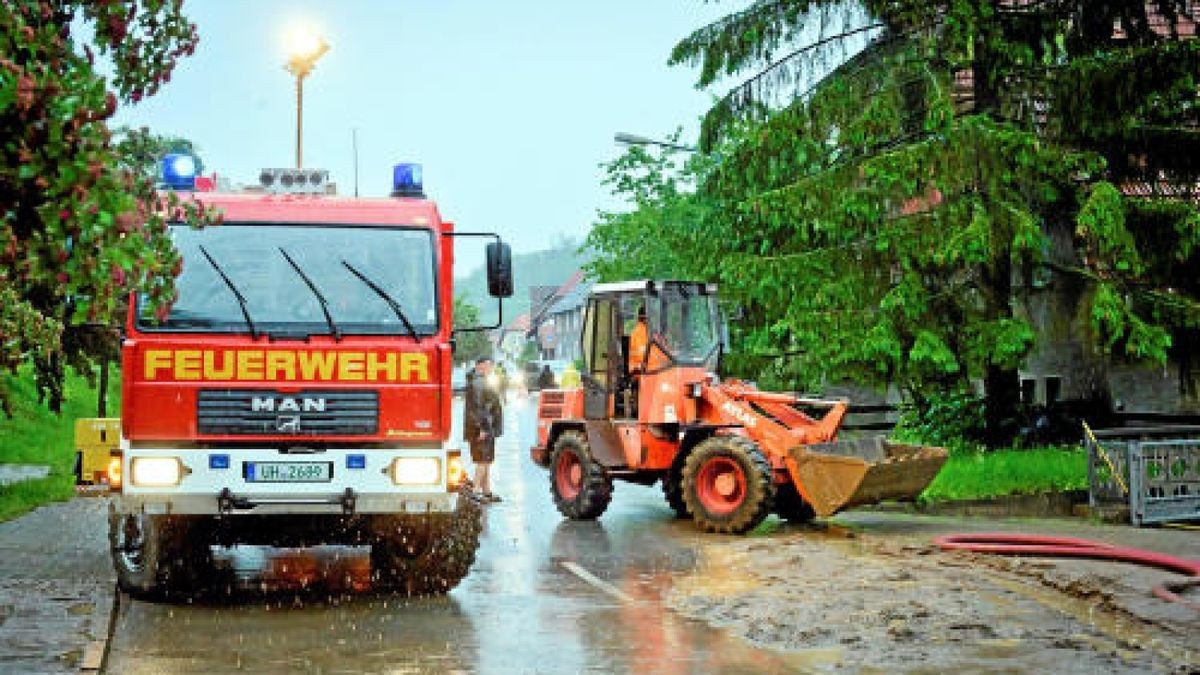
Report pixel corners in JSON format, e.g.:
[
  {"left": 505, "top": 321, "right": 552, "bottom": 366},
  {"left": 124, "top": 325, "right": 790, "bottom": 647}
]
[
  {"left": 391, "top": 457, "right": 441, "bottom": 486},
  {"left": 130, "top": 457, "right": 184, "bottom": 487}
]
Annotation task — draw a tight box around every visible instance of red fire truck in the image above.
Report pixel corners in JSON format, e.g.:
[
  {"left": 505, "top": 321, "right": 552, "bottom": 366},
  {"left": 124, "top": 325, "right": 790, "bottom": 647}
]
[{"left": 110, "top": 158, "right": 511, "bottom": 597}]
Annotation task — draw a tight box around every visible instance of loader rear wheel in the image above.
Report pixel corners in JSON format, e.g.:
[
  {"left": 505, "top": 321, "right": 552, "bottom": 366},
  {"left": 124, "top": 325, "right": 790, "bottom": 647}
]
[
  {"left": 682, "top": 436, "right": 775, "bottom": 534},
  {"left": 550, "top": 431, "right": 612, "bottom": 520}
]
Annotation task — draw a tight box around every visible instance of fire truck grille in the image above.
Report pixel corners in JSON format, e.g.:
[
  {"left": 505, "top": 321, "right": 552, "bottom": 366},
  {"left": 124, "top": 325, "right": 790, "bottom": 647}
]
[{"left": 197, "top": 390, "right": 379, "bottom": 436}]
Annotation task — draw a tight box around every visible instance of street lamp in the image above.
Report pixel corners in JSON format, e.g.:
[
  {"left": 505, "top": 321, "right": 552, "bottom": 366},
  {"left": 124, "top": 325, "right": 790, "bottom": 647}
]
[
  {"left": 614, "top": 132, "right": 697, "bottom": 153},
  {"left": 285, "top": 24, "right": 330, "bottom": 169}
]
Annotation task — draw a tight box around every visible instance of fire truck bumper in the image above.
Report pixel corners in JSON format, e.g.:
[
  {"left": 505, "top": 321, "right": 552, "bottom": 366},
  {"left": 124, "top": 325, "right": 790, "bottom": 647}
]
[{"left": 114, "top": 447, "right": 460, "bottom": 516}]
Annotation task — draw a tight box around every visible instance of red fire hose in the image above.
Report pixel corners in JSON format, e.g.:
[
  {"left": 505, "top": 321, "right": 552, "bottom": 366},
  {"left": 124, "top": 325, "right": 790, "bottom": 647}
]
[{"left": 934, "top": 533, "right": 1200, "bottom": 611}]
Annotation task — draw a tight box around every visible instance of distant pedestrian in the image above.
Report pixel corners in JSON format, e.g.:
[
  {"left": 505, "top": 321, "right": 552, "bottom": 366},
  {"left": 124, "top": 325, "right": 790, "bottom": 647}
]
[
  {"left": 464, "top": 356, "right": 504, "bottom": 502},
  {"left": 537, "top": 364, "right": 556, "bottom": 389},
  {"left": 560, "top": 362, "right": 581, "bottom": 388}
]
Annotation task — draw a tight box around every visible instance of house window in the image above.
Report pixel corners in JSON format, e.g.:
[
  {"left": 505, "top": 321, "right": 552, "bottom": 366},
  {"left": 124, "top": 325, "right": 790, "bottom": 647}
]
[
  {"left": 1020, "top": 378, "right": 1036, "bottom": 405},
  {"left": 1045, "top": 376, "right": 1062, "bottom": 406}
]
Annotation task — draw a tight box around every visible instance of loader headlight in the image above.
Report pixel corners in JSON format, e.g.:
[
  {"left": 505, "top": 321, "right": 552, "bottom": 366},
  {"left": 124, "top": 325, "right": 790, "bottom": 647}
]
[
  {"left": 130, "top": 457, "right": 183, "bottom": 487},
  {"left": 390, "top": 457, "right": 441, "bottom": 486}
]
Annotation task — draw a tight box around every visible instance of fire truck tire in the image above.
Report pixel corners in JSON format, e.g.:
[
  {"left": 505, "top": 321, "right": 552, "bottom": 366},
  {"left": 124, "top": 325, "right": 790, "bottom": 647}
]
[
  {"left": 775, "top": 483, "right": 816, "bottom": 524},
  {"left": 108, "top": 506, "right": 212, "bottom": 598},
  {"left": 549, "top": 430, "right": 612, "bottom": 520},
  {"left": 682, "top": 436, "right": 776, "bottom": 534},
  {"left": 370, "top": 485, "right": 483, "bottom": 596},
  {"left": 661, "top": 461, "right": 690, "bottom": 519}
]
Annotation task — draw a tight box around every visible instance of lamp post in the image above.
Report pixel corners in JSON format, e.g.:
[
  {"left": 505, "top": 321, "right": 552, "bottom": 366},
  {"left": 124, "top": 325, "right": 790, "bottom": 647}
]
[
  {"left": 285, "top": 26, "right": 330, "bottom": 169},
  {"left": 614, "top": 132, "right": 697, "bottom": 153}
]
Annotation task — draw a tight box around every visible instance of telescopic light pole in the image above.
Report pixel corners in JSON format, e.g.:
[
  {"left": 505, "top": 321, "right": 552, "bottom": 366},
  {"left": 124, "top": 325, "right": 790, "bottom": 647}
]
[{"left": 285, "top": 27, "right": 330, "bottom": 169}]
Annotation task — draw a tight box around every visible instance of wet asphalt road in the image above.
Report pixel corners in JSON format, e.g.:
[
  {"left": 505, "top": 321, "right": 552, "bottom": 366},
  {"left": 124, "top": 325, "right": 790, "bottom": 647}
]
[{"left": 103, "top": 393, "right": 797, "bottom": 674}]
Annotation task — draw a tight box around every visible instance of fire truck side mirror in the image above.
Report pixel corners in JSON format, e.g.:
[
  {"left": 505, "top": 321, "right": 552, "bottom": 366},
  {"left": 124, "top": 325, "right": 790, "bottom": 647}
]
[{"left": 486, "top": 242, "right": 513, "bottom": 298}]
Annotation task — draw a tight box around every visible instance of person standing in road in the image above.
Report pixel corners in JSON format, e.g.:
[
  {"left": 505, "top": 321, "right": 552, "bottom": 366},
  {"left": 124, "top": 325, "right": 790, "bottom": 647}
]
[
  {"left": 464, "top": 356, "right": 504, "bottom": 502},
  {"left": 537, "top": 364, "right": 556, "bottom": 390}
]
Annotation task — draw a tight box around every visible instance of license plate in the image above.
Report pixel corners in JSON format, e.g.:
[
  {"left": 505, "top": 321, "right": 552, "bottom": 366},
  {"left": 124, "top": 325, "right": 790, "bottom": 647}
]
[{"left": 245, "top": 461, "right": 333, "bottom": 483}]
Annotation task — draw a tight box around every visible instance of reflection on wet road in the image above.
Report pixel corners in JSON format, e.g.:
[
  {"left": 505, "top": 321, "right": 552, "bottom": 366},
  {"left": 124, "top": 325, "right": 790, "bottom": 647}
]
[{"left": 104, "top": 394, "right": 794, "bottom": 674}]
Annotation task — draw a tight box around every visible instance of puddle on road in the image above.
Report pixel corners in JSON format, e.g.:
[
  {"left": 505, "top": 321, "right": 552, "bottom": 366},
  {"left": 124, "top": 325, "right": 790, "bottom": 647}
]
[{"left": 671, "top": 545, "right": 764, "bottom": 598}]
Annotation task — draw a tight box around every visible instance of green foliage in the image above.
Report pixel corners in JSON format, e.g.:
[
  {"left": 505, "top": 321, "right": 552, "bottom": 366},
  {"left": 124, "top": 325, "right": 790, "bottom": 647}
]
[
  {"left": 585, "top": 136, "right": 713, "bottom": 282},
  {"left": 894, "top": 390, "right": 986, "bottom": 447},
  {"left": 588, "top": 0, "right": 1200, "bottom": 443},
  {"left": 452, "top": 294, "right": 492, "bottom": 365},
  {"left": 0, "top": 1, "right": 217, "bottom": 414},
  {"left": 917, "top": 445, "right": 1089, "bottom": 504}
]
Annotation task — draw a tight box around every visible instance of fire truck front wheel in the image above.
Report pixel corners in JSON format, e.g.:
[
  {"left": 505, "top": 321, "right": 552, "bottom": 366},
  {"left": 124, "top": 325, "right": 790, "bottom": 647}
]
[
  {"left": 108, "top": 505, "right": 212, "bottom": 598},
  {"left": 369, "top": 486, "right": 483, "bottom": 596}
]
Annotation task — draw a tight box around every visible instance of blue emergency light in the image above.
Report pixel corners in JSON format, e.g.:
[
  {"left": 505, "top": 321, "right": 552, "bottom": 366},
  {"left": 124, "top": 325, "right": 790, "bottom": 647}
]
[
  {"left": 160, "top": 152, "right": 198, "bottom": 190},
  {"left": 392, "top": 162, "right": 424, "bottom": 197}
]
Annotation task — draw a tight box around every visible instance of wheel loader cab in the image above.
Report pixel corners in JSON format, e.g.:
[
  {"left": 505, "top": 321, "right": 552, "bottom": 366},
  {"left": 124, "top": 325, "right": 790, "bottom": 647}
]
[{"left": 580, "top": 280, "right": 722, "bottom": 423}]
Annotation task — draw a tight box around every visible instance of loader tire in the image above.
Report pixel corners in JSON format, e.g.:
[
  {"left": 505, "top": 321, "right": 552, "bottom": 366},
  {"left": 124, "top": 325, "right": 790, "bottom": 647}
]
[
  {"left": 370, "top": 485, "right": 483, "bottom": 596},
  {"left": 109, "top": 505, "right": 212, "bottom": 598},
  {"left": 775, "top": 483, "right": 816, "bottom": 524},
  {"left": 549, "top": 430, "right": 613, "bottom": 520},
  {"left": 682, "top": 436, "right": 775, "bottom": 534},
  {"left": 661, "top": 462, "right": 690, "bottom": 519}
]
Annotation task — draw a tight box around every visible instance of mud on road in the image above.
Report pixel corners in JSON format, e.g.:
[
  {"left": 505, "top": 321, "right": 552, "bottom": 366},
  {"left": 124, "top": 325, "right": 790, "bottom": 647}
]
[{"left": 668, "top": 517, "right": 1199, "bottom": 674}]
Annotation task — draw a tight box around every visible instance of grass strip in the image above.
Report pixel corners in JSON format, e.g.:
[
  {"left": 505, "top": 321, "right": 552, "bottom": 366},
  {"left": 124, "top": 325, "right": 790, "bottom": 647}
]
[
  {"left": 0, "top": 365, "right": 120, "bottom": 522},
  {"left": 0, "top": 473, "right": 75, "bottom": 523},
  {"left": 919, "top": 445, "right": 1088, "bottom": 504}
]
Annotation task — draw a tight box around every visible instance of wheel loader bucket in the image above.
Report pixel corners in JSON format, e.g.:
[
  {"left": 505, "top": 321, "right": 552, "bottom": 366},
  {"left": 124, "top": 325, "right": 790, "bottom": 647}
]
[{"left": 786, "top": 439, "right": 948, "bottom": 517}]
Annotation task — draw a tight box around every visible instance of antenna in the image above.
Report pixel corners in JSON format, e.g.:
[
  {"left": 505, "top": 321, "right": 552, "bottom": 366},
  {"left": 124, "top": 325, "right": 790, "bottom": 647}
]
[{"left": 352, "top": 127, "right": 359, "bottom": 197}]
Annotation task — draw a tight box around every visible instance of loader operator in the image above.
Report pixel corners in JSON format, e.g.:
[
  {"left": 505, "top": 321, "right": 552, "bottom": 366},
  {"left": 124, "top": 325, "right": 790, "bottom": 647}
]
[
  {"left": 628, "top": 307, "right": 650, "bottom": 373},
  {"left": 627, "top": 306, "right": 668, "bottom": 374}
]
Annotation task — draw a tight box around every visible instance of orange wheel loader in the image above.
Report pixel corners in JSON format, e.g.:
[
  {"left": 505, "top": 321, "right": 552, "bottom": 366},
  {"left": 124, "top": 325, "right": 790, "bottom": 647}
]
[{"left": 530, "top": 280, "right": 948, "bottom": 534}]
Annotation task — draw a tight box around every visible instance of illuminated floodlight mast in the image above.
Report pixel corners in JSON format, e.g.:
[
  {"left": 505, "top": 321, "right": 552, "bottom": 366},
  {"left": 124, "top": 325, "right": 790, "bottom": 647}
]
[{"left": 284, "top": 22, "right": 330, "bottom": 169}]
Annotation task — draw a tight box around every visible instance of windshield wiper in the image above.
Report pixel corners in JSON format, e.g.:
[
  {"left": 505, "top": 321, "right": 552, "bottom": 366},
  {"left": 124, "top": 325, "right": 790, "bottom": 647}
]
[
  {"left": 279, "top": 248, "right": 341, "bottom": 341},
  {"left": 198, "top": 245, "right": 259, "bottom": 339},
  {"left": 341, "top": 259, "right": 421, "bottom": 342}
]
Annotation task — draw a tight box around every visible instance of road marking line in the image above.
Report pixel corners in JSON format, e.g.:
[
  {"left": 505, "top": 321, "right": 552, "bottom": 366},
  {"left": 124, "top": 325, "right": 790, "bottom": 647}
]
[{"left": 560, "top": 561, "right": 635, "bottom": 603}]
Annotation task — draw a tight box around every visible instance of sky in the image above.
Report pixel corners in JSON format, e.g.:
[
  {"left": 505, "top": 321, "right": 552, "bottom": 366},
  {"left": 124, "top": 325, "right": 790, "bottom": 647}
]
[{"left": 112, "top": 1, "right": 746, "bottom": 259}]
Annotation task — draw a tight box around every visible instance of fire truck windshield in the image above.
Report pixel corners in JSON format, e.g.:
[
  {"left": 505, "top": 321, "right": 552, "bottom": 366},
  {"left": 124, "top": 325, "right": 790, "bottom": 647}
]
[{"left": 139, "top": 223, "right": 439, "bottom": 336}]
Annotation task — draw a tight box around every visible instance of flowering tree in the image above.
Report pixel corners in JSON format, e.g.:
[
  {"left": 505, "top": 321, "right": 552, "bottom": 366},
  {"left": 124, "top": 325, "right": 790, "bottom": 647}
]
[{"left": 0, "top": 0, "right": 217, "bottom": 413}]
